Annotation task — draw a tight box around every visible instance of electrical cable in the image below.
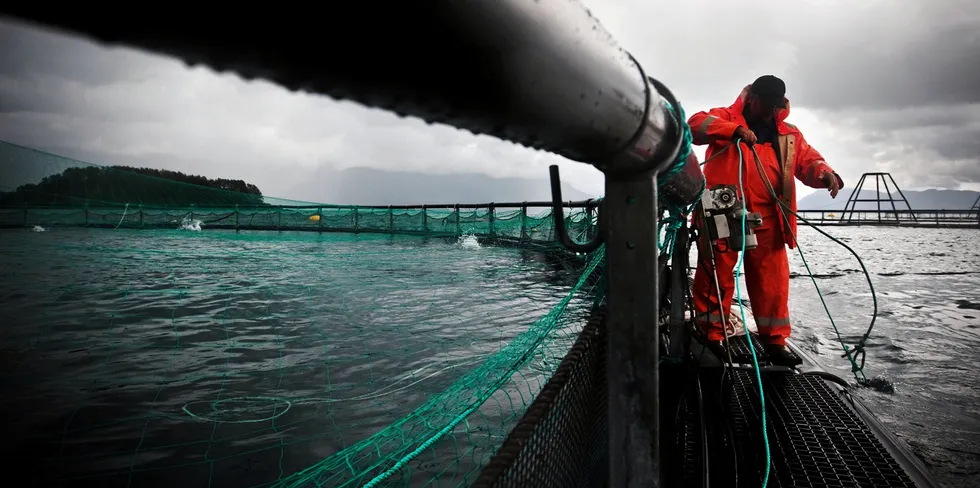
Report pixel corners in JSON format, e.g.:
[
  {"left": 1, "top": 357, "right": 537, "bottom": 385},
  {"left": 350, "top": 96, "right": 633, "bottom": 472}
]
[
  {"left": 733, "top": 138, "right": 771, "bottom": 488},
  {"left": 746, "top": 145, "right": 876, "bottom": 384}
]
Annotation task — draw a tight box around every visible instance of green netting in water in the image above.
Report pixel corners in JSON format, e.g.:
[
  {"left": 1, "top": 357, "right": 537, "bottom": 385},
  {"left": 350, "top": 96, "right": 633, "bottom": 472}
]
[
  {"left": 2, "top": 229, "right": 605, "bottom": 487},
  {"left": 2, "top": 204, "right": 592, "bottom": 244},
  {"left": 1, "top": 139, "right": 607, "bottom": 487}
]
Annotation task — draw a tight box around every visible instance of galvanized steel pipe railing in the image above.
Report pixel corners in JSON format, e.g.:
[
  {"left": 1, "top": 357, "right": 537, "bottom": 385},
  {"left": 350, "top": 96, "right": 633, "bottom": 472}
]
[
  {"left": 0, "top": 1, "right": 692, "bottom": 179},
  {"left": 0, "top": 2, "right": 707, "bottom": 486}
]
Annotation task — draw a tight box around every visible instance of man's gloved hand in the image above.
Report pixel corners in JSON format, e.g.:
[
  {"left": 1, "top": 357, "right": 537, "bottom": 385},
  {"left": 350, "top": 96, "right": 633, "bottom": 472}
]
[
  {"left": 733, "top": 126, "right": 758, "bottom": 145},
  {"left": 819, "top": 171, "right": 842, "bottom": 198}
]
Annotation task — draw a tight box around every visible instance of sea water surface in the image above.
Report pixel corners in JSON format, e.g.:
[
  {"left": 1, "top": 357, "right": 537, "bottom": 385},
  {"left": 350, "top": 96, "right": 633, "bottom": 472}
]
[
  {"left": 1, "top": 225, "right": 978, "bottom": 487},
  {"left": 0, "top": 228, "right": 591, "bottom": 487},
  {"left": 784, "top": 226, "right": 980, "bottom": 488}
]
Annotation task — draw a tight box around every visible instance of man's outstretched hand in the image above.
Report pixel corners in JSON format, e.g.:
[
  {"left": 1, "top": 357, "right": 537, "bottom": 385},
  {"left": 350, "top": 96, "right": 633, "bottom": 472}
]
[
  {"left": 733, "top": 126, "right": 758, "bottom": 145},
  {"left": 820, "top": 171, "right": 842, "bottom": 198}
]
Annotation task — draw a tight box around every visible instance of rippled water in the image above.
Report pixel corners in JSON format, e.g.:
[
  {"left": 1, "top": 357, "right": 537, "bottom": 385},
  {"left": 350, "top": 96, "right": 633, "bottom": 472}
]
[
  {"left": 788, "top": 227, "right": 980, "bottom": 488},
  {"left": 692, "top": 226, "right": 980, "bottom": 488},
  {"left": 2, "top": 226, "right": 978, "bottom": 487},
  {"left": 0, "top": 229, "right": 586, "bottom": 487}
]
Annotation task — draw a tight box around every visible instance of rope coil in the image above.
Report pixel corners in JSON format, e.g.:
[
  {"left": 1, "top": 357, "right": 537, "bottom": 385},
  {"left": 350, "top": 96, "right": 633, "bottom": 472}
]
[{"left": 734, "top": 140, "right": 772, "bottom": 488}]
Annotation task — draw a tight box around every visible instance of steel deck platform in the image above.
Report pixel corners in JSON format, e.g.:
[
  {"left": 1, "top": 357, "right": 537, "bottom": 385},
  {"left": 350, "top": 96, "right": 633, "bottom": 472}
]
[
  {"left": 478, "top": 306, "right": 941, "bottom": 488},
  {"left": 725, "top": 333, "right": 803, "bottom": 365},
  {"left": 667, "top": 367, "right": 921, "bottom": 487},
  {"left": 661, "top": 332, "right": 940, "bottom": 488}
]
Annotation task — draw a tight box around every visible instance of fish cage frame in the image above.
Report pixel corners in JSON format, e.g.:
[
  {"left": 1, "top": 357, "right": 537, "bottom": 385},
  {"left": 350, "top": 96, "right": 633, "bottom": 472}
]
[
  {"left": 0, "top": 200, "right": 601, "bottom": 249},
  {"left": 840, "top": 172, "right": 917, "bottom": 224}
]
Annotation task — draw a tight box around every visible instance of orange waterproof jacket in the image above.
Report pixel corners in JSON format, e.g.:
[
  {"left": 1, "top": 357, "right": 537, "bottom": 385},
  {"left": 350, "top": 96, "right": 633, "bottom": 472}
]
[{"left": 688, "top": 85, "right": 842, "bottom": 249}]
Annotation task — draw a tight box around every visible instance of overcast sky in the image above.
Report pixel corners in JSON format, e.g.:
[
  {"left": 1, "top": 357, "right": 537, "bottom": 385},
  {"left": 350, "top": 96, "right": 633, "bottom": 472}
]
[{"left": 1, "top": 0, "right": 979, "bottom": 202}]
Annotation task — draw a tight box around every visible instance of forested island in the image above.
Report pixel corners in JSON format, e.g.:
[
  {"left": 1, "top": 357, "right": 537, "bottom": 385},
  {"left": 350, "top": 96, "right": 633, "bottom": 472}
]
[{"left": 0, "top": 165, "right": 266, "bottom": 207}]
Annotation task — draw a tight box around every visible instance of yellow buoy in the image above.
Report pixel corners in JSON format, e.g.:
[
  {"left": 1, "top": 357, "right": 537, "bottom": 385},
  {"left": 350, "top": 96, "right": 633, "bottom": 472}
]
[{"left": 309, "top": 214, "right": 321, "bottom": 222}]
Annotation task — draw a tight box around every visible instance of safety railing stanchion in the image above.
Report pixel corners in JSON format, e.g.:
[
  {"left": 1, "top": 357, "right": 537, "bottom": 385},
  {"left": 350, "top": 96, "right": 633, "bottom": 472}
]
[
  {"left": 488, "top": 202, "right": 495, "bottom": 237},
  {"left": 521, "top": 203, "right": 527, "bottom": 242},
  {"left": 548, "top": 69, "right": 703, "bottom": 485},
  {"left": 455, "top": 204, "right": 461, "bottom": 236}
]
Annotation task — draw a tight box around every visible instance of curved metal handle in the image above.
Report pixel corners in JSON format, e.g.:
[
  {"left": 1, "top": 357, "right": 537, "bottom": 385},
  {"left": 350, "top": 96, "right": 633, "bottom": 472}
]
[{"left": 549, "top": 165, "right": 603, "bottom": 253}]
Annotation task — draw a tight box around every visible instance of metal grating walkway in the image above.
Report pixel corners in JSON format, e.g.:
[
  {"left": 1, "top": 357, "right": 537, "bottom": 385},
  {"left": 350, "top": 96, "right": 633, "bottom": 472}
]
[
  {"left": 727, "top": 333, "right": 802, "bottom": 365},
  {"left": 481, "top": 306, "right": 934, "bottom": 488},
  {"left": 691, "top": 368, "right": 919, "bottom": 488}
]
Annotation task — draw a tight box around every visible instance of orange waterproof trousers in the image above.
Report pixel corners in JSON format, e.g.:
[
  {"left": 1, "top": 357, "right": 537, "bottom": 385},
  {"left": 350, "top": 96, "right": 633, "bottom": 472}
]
[{"left": 691, "top": 223, "right": 791, "bottom": 346}]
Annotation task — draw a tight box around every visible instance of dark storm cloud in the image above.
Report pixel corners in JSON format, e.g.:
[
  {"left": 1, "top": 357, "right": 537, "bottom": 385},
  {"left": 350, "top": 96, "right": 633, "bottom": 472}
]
[
  {"left": 816, "top": 102, "right": 980, "bottom": 187},
  {"left": 787, "top": 1, "right": 980, "bottom": 111},
  {"left": 0, "top": 20, "right": 164, "bottom": 86},
  {"left": 932, "top": 129, "right": 980, "bottom": 161},
  {"left": 853, "top": 104, "right": 980, "bottom": 133},
  {"left": 780, "top": 0, "right": 980, "bottom": 188}
]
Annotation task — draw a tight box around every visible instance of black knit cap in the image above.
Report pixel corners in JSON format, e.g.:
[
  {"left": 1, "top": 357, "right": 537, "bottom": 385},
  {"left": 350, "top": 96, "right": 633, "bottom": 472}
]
[{"left": 750, "top": 75, "right": 787, "bottom": 109}]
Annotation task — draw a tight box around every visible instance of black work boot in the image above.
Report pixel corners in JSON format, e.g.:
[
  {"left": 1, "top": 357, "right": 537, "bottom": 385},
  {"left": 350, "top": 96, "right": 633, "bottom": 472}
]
[
  {"left": 763, "top": 343, "right": 802, "bottom": 367},
  {"left": 705, "top": 340, "right": 732, "bottom": 364}
]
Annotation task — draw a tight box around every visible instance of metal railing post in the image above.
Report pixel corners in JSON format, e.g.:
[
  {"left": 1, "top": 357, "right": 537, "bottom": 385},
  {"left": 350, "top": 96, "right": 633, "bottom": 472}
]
[
  {"left": 521, "top": 203, "right": 527, "bottom": 242},
  {"left": 488, "top": 202, "right": 495, "bottom": 237},
  {"left": 455, "top": 204, "right": 461, "bottom": 236}
]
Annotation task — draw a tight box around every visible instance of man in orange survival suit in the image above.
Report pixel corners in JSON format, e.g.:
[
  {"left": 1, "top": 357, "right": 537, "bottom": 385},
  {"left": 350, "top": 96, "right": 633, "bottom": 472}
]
[{"left": 688, "top": 75, "right": 843, "bottom": 366}]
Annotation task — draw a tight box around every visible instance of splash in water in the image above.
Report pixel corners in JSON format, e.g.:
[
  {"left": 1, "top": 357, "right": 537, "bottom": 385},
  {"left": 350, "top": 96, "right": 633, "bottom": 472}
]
[
  {"left": 457, "top": 234, "right": 480, "bottom": 249},
  {"left": 179, "top": 217, "right": 202, "bottom": 231},
  {"left": 32, "top": 225, "right": 46, "bottom": 232}
]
